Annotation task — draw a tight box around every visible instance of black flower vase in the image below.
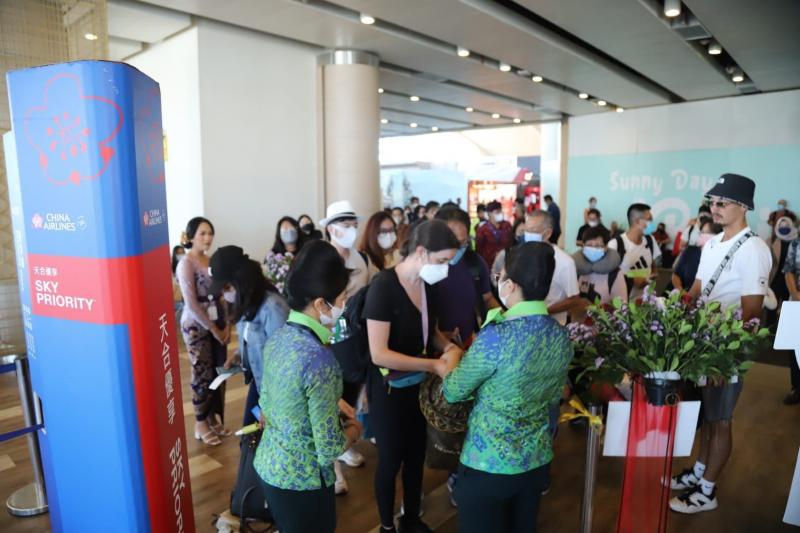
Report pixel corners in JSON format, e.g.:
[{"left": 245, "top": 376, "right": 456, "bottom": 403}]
[{"left": 643, "top": 371, "right": 681, "bottom": 406}]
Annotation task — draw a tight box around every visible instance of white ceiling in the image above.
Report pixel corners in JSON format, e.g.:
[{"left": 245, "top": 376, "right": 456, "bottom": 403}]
[{"left": 109, "top": 0, "right": 799, "bottom": 137}]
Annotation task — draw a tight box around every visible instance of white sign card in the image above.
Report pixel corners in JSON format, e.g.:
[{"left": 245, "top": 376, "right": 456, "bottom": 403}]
[
  {"left": 774, "top": 301, "right": 800, "bottom": 370},
  {"left": 603, "top": 401, "right": 701, "bottom": 457},
  {"left": 785, "top": 447, "right": 800, "bottom": 526}
]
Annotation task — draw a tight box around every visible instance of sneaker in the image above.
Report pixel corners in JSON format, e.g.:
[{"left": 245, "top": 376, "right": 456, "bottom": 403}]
[
  {"left": 670, "top": 486, "right": 718, "bottom": 514},
  {"left": 397, "top": 516, "right": 433, "bottom": 533},
  {"left": 446, "top": 473, "right": 458, "bottom": 507},
  {"left": 399, "top": 494, "right": 425, "bottom": 518},
  {"left": 669, "top": 468, "right": 700, "bottom": 490},
  {"left": 338, "top": 448, "right": 365, "bottom": 467},
  {"left": 334, "top": 461, "right": 348, "bottom": 495},
  {"left": 784, "top": 389, "right": 800, "bottom": 405}
]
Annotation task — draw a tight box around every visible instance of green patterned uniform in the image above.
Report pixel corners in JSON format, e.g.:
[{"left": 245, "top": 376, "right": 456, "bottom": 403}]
[
  {"left": 254, "top": 311, "right": 346, "bottom": 490},
  {"left": 443, "top": 301, "right": 572, "bottom": 474}
]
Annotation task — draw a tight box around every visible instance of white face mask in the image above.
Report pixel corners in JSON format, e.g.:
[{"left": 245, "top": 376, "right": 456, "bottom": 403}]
[
  {"left": 419, "top": 254, "right": 449, "bottom": 285},
  {"left": 223, "top": 288, "right": 237, "bottom": 304},
  {"left": 280, "top": 227, "right": 298, "bottom": 245},
  {"left": 524, "top": 232, "right": 543, "bottom": 243},
  {"left": 499, "top": 279, "right": 513, "bottom": 308},
  {"left": 320, "top": 300, "right": 344, "bottom": 327},
  {"left": 377, "top": 231, "right": 397, "bottom": 250},
  {"left": 175, "top": 253, "right": 185, "bottom": 262},
  {"left": 331, "top": 225, "right": 357, "bottom": 249},
  {"left": 589, "top": 201, "right": 597, "bottom": 208},
  {"left": 493, "top": 213, "right": 504, "bottom": 223},
  {"left": 588, "top": 220, "right": 599, "bottom": 228},
  {"left": 392, "top": 216, "right": 404, "bottom": 226}
]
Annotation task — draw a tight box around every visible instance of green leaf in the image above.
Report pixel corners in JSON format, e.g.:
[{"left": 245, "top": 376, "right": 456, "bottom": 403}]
[
  {"left": 679, "top": 323, "right": 693, "bottom": 335},
  {"left": 727, "top": 341, "right": 741, "bottom": 350}
]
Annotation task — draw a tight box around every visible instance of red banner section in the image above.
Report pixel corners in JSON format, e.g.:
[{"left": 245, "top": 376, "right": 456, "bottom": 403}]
[
  {"left": 28, "top": 248, "right": 194, "bottom": 533},
  {"left": 617, "top": 379, "right": 678, "bottom": 533}
]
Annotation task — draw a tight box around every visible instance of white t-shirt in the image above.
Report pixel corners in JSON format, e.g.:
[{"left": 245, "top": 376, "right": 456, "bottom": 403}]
[
  {"left": 546, "top": 245, "right": 580, "bottom": 325},
  {"left": 608, "top": 232, "right": 662, "bottom": 300},
  {"left": 695, "top": 227, "right": 772, "bottom": 310},
  {"left": 578, "top": 271, "right": 628, "bottom": 306}
]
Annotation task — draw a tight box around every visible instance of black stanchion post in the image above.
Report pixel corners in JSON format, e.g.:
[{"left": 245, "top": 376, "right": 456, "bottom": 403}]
[
  {"left": 580, "top": 404, "right": 601, "bottom": 533},
  {"left": 4, "top": 354, "right": 48, "bottom": 516}
]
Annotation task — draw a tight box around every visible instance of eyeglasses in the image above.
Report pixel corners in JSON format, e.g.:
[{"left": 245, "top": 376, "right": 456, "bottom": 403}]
[
  {"left": 709, "top": 199, "right": 743, "bottom": 209},
  {"left": 493, "top": 273, "right": 507, "bottom": 285}
]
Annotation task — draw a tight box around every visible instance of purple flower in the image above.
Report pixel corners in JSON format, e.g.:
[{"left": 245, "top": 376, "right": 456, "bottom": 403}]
[{"left": 594, "top": 357, "right": 604, "bottom": 369}]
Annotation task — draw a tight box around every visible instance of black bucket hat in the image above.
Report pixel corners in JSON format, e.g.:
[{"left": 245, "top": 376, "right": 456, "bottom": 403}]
[
  {"left": 704, "top": 173, "right": 755, "bottom": 210},
  {"left": 208, "top": 245, "right": 249, "bottom": 294}
]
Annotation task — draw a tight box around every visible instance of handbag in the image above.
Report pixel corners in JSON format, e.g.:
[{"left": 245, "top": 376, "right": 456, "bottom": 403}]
[
  {"left": 229, "top": 429, "right": 273, "bottom": 532},
  {"left": 419, "top": 375, "right": 473, "bottom": 471}
]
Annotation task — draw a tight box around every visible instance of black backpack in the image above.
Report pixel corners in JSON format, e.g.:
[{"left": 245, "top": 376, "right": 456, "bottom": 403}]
[
  {"left": 330, "top": 284, "right": 371, "bottom": 384},
  {"left": 462, "top": 250, "right": 489, "bottom": 327}
]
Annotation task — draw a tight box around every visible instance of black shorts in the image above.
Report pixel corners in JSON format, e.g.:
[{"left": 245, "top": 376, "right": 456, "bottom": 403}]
[{"left": 701, "top": 380, "right": 743, "bottom": 422}]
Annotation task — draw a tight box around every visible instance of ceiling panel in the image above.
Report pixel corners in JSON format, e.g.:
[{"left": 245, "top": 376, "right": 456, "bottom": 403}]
[
  {"left": 513, "top": 0, "right": 736, "bottom": 100},
  {"left": 108, "top": 0, "right": 191, "bottom": 43},
  {"left": 378, "top": 71, "right": 557, "bottom": 123},
  {"left": 331, "top": 0, "right": 670, "bottom": 107},
  {"left": 108, "top": 36, "right": 143, "bottom": 60},
  {"left": 380, "top": 109, "right": 467, "bottom": 130},
  {"left": 684, "top": 0, "right": 800, "bottom": 91},
  {"left": 142, "top": 0, "right": 643, "bottom": 114}
]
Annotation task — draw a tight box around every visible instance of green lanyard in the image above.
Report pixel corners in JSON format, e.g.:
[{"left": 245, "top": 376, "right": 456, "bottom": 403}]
[{"left": 482, "top": 300, "right": 548, "bottom": 328}]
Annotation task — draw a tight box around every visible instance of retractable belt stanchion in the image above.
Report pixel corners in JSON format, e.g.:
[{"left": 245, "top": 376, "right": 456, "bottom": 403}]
[
  {"left": 580, "top": 404, "right": 601, "bottom": 533},
  {"left": 1, "top": 353, "right": 48, "bottom": 517}
]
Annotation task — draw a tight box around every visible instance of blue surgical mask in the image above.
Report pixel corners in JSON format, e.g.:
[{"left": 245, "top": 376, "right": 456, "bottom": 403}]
[
  {"left": 450, "top": 244, "right": 468, "bottom": 265},
  {"left": 778, "top": 204, "right": 787, "bottom": 211},
  {"left": 524, "top": 232, "right": 543, "bottom": 242},
  {"left": 582, "top": 246, "right": 606, "bottom": 263},
  {"left": 644, "top": 221, "right": 657, "bottom": 236}
]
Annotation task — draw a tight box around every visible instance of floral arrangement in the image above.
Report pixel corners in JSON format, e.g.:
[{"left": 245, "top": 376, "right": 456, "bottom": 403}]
[
  {"left": 568, "top": 284, "right": 771, "bottom": 391},
  {"left": 264, "top": 251, "right": 294, "bottom": 293}
]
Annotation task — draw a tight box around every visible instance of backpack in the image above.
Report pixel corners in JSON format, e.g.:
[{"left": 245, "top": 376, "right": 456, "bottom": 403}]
[
  {"left": 614, "top": 234, "right": 655, "bottom": 294},
  {"left": 330, "top": 284, "right": 371, "bottom": 384},
  {"left": 462, "top": 250, "right": 489, "bottom": 327}
]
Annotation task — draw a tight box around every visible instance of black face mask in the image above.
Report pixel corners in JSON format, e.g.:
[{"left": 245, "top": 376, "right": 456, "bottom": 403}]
[{"left": 301, "top": 223, "right": 314, "bottom": 234}]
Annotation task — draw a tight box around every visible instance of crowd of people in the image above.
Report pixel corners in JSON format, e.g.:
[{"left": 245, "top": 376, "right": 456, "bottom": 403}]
[{"left": 166, "top": 174, "right": 799, "bottom": 532}]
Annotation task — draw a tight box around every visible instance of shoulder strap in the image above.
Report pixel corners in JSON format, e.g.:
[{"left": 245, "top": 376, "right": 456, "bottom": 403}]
[
  {"left": 420, "top": 284, "right": 429, "bottom": 353},
  {"left": 358, "top": 250, "right": 369, "bottom": 267},
  {"left": 701, "top": 231, "right": 755, "bottom": 298},
  {"left": 608, "top": 268, "right": 620, "bottom": 293},
  {"left": 645, "top": 235, "right": 655, "bottom": 257},
  {"left": 614, "top": 235, "right": 626, "bottom": 257}
]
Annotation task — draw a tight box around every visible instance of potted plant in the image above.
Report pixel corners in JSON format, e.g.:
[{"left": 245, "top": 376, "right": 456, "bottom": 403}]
[{"left": 568, "top": 285, "right": 771, "bottom": 406}]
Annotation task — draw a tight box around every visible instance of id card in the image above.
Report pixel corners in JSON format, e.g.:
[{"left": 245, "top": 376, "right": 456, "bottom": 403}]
[{"left": 207, "top": 303, "right": 218, "bottom": 321}]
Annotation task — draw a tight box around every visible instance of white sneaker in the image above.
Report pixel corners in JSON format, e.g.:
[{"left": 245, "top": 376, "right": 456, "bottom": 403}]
[
  {"left": 334, "top": 460, "right": 348, "bottom": 495},
  {"left": 398, "top": 493, "right": 425, "bottom": 518},
  {"left": 669, "top": 486, "right": 718, "bottom": 514},
  {"left": 668, "top": 467, "right": 700, "bottom": 490},
  {"left": 338, "top": 447, "right": 365, "bottom": 467}
]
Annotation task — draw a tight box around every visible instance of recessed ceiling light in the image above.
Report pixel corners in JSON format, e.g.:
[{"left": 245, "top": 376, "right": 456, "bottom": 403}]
[
  {"left": 465, "top": 107, "right": 474, "bottom": 112},
  {"left": 578, "top": 92, "right": 589, "bottom": 99},
  {"left": 731, "top": 68, "right": 744, "bottom": 83},
  {"left": 84, "top": 33, "right": 98, "bottom": 41},
  {"left": 616, "top": 107, "right": 624, "bottom": 113},
  {"left": 456, "top": 46, "right": 470, "bottom": 58},
  {"left": 409, "top": 122, "right": 418, "bottom": 128},
  {"left": 431, "top": 126, "right": 439, "bottom": 132},
  {"left": 597, "top": 100, "right": 607, "bottom": 106},
  {"left": 708, "top": 42, "right": 722, "bottom": 55},
  {"left": 664, "top": 0, "right": 681, "bottom": 17},
  {"left": 531, "top": 75, "right": 543, "bottom": 83},
  {"left": 359, "top": 13, "right": 375, "bottom": 25},
  {"left": 513, "top": 118, "right": 521, "bottom": 124},
  {"left": 499, "top": 62, "right": 511, "bottom": 72},
  {"left": 380, "top": 118, "right": 389, "bottom": 124},
  {"left": 491, "top": 113, "right": 500, "bottom": 119},
  {"left": 409, "top": 95, "right": 420, "bottom": 102}
]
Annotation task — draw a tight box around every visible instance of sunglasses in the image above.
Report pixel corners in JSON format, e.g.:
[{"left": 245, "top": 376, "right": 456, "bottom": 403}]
[{"left": 709, "top": 199, "right": 742, "bottom": 209}]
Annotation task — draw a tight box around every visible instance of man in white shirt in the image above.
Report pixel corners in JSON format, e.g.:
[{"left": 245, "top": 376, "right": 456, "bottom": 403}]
[
  {"left": 320, "top": 200, "right": 371, "bottom": 494},
  {"left": 670, "top": 174, "right": 772, "bottom": 515},
  {"left": 608, "top": 203, "right": 661, "bottom": 301},
  {"left": 523, "top": 210, "right": 580, "bottom": 325}
]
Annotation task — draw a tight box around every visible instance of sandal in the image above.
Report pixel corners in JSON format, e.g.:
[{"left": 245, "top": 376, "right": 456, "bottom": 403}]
[
  {"left": 195, "top": 429, "right": 222, "bottom": 446},
  {"left": 209, "top": 422, "right": 232, "bottom": 437}
]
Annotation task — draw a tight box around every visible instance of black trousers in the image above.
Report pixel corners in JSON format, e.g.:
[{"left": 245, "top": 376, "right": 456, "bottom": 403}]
[
  {"left": 259, "top": 477, "right": 335, "bottom": 533},
  {"left": 790, "top": 351, "right": 800, "bottom": 391},
  {"left": 242, "top": 380, "right": 259, "bottom": 426},
  {"left": 455, "top": 463, "right": 550, "bottom": 533},
  {"left": 368, "top": 374, "right": 427, "bottom": 527}
]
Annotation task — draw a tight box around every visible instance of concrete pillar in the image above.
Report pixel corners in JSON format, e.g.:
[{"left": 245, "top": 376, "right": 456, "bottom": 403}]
[{"left": 319, "top": 50, "right": 381, "bottom": 218}]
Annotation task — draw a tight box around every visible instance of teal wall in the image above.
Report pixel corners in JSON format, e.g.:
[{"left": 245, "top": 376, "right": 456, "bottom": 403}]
[{"left": 565, "top": 144, "right": 800, "bottom": 252}]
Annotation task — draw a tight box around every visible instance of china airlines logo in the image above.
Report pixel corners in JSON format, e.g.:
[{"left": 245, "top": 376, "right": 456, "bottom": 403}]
[
  {"left": 32, "top": 214, "right": 43, "bottom": 229},
  {"left": 23, "top": 72, "right": 123, "bottom": 186}
]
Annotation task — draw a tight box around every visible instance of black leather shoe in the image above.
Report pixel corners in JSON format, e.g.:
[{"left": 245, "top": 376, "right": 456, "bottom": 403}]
[{"left": 397, "top": 516, "right": 433, "bottom": 533}]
